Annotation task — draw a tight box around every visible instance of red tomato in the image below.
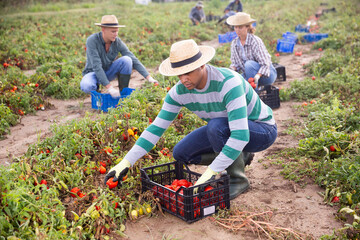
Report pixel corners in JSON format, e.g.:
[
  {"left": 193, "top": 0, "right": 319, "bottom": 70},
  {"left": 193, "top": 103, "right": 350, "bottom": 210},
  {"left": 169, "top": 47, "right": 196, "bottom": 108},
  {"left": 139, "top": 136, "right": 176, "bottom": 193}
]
[
  {"left": 78, "top": 192, "right": 85, "bottom": 198},
  {"left": 331, "top": 196, "right": 340, "bottom": 203},
  {"left": 100, "top": 161, "right": 106, "bottom": 167},
  {"left": 70, "top": 187, "right": 80, "bottom": 197},
  {"left": 106, "top": 178, "right": 118, "bottom": 189},
  {"left": 177, "top": 179, "right": 189, "bottom": 187},
  {"left": 330, "top": 145, "right": 336, "bottom": 152},
  {"left": 172, "top": 179, "right": 179, "bottom": 187},
  {"left": 95, "top": 206, "right": 101, "bottom": 211},
  {"left": 40, "top": 179, "right": 47, "bottom": 185},
  {"left": 99, "top": 166, "right": 106, "bottom": 174}
]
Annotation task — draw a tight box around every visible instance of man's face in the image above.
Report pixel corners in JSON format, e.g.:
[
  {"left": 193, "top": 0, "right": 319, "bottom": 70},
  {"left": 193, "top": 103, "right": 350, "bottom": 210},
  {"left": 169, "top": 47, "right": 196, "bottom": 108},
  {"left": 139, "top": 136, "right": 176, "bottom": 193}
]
[
  {"left": 178, "top": 65, "right": 206, "bottom": 90},
  {"left": 102, "top": 27, "right": 119, "bottom": 43}
]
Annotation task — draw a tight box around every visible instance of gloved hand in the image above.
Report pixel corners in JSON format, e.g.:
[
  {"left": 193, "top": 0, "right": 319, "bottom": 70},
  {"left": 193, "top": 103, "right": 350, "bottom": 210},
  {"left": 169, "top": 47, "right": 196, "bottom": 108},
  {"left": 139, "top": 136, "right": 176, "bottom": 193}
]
[
  {"left": 193, "top": 167, "right": 218, "bottom": 194},
  {"left": 108, "top": 86, "right": 120, "bottom": 98},
  {"left": 147, "top": 76, "right": 158, "bottom": 84},
  {"left": 254, "top": 74, "right": 261, "bottom": 87},
  {"left": 104, "top": 159, "right": 131, "bottom": 186}
]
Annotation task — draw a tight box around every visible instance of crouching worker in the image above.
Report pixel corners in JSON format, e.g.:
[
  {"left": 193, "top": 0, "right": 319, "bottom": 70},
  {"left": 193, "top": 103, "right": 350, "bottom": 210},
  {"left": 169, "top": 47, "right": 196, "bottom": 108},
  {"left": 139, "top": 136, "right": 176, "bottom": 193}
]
[
  {"left": 104, "top": 39, "right": 277, "bottom": 200},
  {"left": 80, "top": 15, "right": 158, "bottom": 98}
]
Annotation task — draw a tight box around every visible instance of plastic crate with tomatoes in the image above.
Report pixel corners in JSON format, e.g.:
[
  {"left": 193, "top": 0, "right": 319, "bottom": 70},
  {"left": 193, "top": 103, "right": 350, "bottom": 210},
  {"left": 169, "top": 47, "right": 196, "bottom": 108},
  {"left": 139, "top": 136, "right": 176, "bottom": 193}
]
[{"left": 141, "top": 161, "right": 230, "bottom": 223}]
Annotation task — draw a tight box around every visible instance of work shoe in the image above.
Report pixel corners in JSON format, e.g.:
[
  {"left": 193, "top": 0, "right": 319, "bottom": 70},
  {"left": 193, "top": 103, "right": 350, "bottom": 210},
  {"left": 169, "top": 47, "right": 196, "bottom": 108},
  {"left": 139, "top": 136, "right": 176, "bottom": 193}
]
[
  {"left": 117, "top": 74, "right": 131, "bottom": 94},
  {"left": 226, "top": 152, "right": 252, "bottom": 200}
]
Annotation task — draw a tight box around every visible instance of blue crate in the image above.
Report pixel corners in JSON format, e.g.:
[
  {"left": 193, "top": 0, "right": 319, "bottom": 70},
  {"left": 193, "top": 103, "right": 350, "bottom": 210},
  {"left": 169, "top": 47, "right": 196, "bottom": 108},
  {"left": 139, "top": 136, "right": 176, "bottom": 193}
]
[
  {"left": 282, "top": 32, "right": 298, "bottom": 43},
  {"left": 276, "top": 39, "right": 295, "bottom": 53},
  {"left": 303, "top": 33, "right": 329, "bottom": 42},
  {"left": 91, "top": 87, "right": 135, "bottom": 112},
  {"left": 295, "top": 24, "right": 310, "bottom": 32},
  {"left": 218, "top": 31, "right": 238, "bottom": 43}
]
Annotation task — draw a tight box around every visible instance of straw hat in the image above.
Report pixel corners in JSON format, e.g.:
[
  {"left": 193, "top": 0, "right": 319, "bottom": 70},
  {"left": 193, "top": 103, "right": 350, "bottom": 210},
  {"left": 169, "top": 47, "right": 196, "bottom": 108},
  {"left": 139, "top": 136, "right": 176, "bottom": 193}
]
[
  {"left": 196, "top": 1, "right": 204, "bottom": 8},
  {"left": 95, "top": 15, "right": 125, "bottom": 28},
  {"left": 226, "top": 12, "right": 256, "bottom": 26},
  {"left": 159, "top": 39, "right": 215, "bottom": 76}
]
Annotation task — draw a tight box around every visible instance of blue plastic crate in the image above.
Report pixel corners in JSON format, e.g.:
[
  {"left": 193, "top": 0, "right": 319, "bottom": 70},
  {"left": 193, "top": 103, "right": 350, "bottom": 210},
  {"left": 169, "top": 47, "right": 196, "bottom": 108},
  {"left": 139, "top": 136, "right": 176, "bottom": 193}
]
[
  {"left": 218, "top": 31, "right": 238, "bottom": 43},
  {"left": 91, "top": 87, "right": 135, "bottom": 112},
  {"left": 295, "top": 24, "right": 310, "bottom": 32},
  {"left": 303, "top": 33, "right": 329, "bottom": 42},
  {"left": 276, "top": 39, "right": 295, "bottom": 53},
  {"left": 282, "top": 32, "right": 298, "bottom": 43}
]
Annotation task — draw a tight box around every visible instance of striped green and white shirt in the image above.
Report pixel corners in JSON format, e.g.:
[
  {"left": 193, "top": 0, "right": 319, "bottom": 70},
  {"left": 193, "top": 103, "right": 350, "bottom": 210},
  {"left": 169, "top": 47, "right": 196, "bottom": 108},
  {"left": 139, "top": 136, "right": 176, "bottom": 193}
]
[{"left": 124, "top": 65, "right": 275, "bottom": 172}]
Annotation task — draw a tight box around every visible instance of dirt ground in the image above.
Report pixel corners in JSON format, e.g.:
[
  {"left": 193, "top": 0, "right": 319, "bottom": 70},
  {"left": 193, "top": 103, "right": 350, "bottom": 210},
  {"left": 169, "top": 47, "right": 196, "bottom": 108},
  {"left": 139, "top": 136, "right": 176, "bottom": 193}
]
[{"left": 0, "top": 42, "right": 344, "bottom": 239}]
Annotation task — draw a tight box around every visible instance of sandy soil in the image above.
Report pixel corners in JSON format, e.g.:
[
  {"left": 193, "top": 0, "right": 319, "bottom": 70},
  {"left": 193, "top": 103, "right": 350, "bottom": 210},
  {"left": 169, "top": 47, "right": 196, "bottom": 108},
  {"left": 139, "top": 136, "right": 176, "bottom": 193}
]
[{"left": 0, "top": 43, "right": 343, "bottom": 239}]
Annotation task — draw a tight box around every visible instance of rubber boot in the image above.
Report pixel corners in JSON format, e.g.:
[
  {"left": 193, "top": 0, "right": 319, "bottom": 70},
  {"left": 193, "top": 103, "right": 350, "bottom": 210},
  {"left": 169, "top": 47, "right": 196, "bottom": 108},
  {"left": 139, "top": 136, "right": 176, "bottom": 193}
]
[
  {"left": 226, "top": 152, "right": 250, "bottom": 200},
  {"left": 198, "top": 152, "right": 218, "bottom": 166},
  {"left": 117, "top": 74, "right": 131, "bottom": 95}
]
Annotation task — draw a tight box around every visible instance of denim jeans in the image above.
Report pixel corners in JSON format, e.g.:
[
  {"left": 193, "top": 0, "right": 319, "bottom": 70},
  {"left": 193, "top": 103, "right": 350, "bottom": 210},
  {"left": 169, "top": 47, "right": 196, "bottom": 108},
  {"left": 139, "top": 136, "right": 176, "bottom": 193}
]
[
  {"left": 80, "top": 56, "right": 133, "bottom": 93},
  {"left": 241, "top": 60, "right": 277, "bottom": 87},
  {"left": 172, "top": 117, "right": 277, "bottom": 164}
]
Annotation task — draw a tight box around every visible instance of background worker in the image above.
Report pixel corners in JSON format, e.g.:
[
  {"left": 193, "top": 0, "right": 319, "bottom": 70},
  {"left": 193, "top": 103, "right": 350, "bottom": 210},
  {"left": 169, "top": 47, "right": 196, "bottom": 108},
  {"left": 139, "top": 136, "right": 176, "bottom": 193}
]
[
  {"left": 189, "top": 1, "right": 206, "bottom": 25},
  {"left": 227, "top": 12, "right": 277, "bottom": 89},
  {"left": 104, "top": 39, "right": 277, "bottom": 200},
  {"left": 226, "top": 0, "right": 243, "bottom": 12},
  {"left": 80, "top": 15, "right": 158, "bottom": 97},
  {"left": 217, "top": 7, "right": 236, "bottom": 26}
]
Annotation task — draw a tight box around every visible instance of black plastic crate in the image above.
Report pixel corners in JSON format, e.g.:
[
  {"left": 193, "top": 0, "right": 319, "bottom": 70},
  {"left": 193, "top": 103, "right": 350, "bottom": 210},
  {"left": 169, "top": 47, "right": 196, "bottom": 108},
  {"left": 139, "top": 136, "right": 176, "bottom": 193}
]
[
  {"left": 141, "top": 161, "right": 230, "bottom": 223},
  {"left": 259, "top": 85, "right": 281, "bottom": 109},
  {"left": 273, "top": 63, "right": 286, "bottom": 82}
]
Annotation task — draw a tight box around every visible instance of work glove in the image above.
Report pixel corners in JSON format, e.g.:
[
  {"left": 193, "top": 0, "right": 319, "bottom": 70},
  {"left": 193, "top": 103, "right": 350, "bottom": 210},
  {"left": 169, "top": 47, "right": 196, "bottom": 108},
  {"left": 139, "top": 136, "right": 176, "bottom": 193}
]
[
  {"left": 193, "top": 167, "right": 218, "bottom": 194},
  {"left": 104, "top": 159, "right": 131, "bottom": 186},
  {"left": 108, "top": 86, "right": 120, "bottom": 98},
  {"left": 254, "top": 74, "right": 261, "bottom": 87},
  {"left": 147, "top": 76, "right": 158, "bottom": 84}
]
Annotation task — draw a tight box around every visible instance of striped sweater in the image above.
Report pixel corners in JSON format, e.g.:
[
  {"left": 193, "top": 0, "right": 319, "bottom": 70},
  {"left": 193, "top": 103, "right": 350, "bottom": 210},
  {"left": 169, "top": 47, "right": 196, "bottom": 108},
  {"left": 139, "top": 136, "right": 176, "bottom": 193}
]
[{"left": 124, "top": 65, "right": 275, "bottom": 172}]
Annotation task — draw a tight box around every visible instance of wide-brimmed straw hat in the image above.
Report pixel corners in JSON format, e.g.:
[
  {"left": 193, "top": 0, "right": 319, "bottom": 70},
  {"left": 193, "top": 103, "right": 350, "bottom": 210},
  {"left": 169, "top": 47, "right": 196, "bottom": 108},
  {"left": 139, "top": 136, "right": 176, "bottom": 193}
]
[
  {"left": 159, "top": 39, "right": 215, "bottom": 76},
  {"left": 95, "top": 15, "right": 125, "bottom": 28},
  {"left": 226, "top": 12, "right": 256, "bottom": 26}
]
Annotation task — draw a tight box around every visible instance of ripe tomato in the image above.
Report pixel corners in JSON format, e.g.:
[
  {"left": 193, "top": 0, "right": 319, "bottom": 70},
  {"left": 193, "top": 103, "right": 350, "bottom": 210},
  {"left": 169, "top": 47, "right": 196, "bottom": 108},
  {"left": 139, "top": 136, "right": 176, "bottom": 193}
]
[
  {"left": 330, "top": 145, "right": 336, "bottom": 152},
  {"left": 40, "top": 179, "right": 47, "bottom": 185},
  {"left": 70, "top": 187, "right": 80, "bottom": 198},
  {"left": 99, "top": 166, "right": 106, "bottom": 174},
  {"left": 106, "top": 178, "right": 118, "bottom": 189},
  {"left": 99, "top": 161, "right": 106, "bottom": 167},
  {"left": 104, "top": 147, "right": 113, "bottom": 154},
  {"left": 177, "top": 179, "right": 189, "bottom": 187},
  {"left": 331, "top": 196, "right": 340, "bottom": 203},
  {"left": 312, "top": 76, "right": 316, "bottom": 80},
  {"left": 78, "top": 192, "right": 85, "bottom": 198}
]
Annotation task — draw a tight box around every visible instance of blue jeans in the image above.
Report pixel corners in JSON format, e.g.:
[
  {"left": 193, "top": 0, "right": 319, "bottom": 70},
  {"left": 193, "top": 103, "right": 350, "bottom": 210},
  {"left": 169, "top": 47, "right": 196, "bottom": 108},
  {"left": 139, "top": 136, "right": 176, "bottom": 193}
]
[
  {"left": 80, "top": 56, "right": 133, "bottom": 93},
  {"left": 172, "top": 118, "right": 277, "bottom": 164},
  {"left": 241, "top": 60, "right": 277, "bottom": 87}
]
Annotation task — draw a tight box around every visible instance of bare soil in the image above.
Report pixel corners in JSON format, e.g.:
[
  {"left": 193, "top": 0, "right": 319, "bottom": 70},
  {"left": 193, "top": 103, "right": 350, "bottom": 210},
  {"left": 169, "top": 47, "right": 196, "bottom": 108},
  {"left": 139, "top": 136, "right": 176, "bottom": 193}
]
[{"left": 0, "top": 43, "right": 343, "bottom": 239}]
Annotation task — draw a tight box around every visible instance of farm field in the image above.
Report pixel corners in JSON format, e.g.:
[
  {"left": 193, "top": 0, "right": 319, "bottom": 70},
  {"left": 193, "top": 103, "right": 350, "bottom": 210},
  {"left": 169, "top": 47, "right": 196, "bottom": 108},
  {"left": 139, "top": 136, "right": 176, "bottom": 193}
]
[{"left": 0, "top": 0, "right": 359, "bottom": 239}]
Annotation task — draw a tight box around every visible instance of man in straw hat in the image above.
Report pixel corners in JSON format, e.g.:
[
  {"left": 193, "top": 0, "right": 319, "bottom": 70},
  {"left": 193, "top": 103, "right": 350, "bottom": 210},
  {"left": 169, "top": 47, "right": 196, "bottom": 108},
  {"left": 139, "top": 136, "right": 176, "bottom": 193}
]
[
  {"left": 226, "top": 12, "right": 277, "bottom": 89},
  {"left": 80, "top": 15, "right": 158, "bottom": 97},
  {"left": 189, "top": 1, "right": 206, "bottom": 25},
  {"left": 104, "top": 39, "right": 277, "bottom": 200}
]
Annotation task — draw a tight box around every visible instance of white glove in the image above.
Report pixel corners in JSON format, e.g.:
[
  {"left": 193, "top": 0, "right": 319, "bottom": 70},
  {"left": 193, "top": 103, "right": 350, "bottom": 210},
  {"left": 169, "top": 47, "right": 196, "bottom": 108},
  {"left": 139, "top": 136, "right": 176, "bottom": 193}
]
[
  {"left": 147, "top": 76, "right": 158, "bottom": 84},
  {"left": 108, "top": 86, "right": 120, "bottom": 98},
  {"left": 104, "top": 159, "right": 131, "bottom": 185},
  {"left": 193, "top": 167, "right": 218, "bottom": 194},
  {"left": 254, "top": 74, "right": 261, "bottom": 86}
]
